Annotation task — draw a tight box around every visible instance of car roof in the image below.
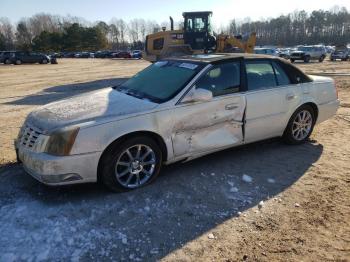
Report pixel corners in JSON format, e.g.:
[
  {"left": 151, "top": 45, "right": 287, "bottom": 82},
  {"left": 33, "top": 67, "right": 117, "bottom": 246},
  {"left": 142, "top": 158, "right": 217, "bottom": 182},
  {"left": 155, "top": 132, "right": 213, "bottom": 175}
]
[{"left": 169, "top": 53, "right": 282, "bottom": 63}]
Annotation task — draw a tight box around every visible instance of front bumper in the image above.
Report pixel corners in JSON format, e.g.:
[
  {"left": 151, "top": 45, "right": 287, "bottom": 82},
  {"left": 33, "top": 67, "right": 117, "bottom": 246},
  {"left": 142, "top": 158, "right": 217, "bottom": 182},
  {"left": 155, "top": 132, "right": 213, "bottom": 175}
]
[
  {"left": 331, "top": 55, "right": 346, "bottom": 59},
  {"left": 16, "top": 142, "right": 101, "bottom": 185},
  {"left": 290, "top": 55, "right": 304, "bottom": 60}
]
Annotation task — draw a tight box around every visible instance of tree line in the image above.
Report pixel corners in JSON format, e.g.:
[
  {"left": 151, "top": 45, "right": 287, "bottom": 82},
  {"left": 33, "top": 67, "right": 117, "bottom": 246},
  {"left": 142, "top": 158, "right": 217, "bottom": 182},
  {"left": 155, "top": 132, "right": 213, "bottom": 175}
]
[
  {"left": 227, "top": 6, "right": 350, "bottom": 46},
  {"left": 0, "top": 14, "right": 165, "bottom": 52},
  {"left": 0, "top": 7, "right": 349, "bottom": 52}
]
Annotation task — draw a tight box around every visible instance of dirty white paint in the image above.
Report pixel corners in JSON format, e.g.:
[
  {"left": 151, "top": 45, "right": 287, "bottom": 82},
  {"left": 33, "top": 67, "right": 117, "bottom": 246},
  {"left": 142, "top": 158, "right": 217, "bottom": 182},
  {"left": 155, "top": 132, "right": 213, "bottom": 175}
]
[{"left": 16, "top": 61, "right": 339, "bottom": 186}]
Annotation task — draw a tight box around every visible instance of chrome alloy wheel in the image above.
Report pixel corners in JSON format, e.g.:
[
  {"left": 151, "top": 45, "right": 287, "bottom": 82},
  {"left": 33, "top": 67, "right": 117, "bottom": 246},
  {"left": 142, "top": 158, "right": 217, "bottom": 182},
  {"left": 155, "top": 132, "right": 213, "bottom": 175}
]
[
  {"left": 115, "top": 144, "right": 156, "bottom": 188},
  {"left": 292, "top": 110, "right": 313, "bottom": 141}
]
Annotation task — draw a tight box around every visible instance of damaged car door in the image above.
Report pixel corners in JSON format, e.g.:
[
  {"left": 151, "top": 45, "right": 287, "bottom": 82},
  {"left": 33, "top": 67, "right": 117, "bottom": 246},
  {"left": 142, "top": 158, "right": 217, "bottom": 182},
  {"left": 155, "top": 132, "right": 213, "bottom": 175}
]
[{"left": 171, "top": 60, "right": 245, "bottom": 157}]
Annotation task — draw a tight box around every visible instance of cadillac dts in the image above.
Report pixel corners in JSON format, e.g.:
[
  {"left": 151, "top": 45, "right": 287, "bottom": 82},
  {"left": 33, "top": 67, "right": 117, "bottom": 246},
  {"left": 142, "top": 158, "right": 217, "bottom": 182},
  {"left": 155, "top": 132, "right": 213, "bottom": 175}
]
[{"left": 15, "top": 54, "right": 339, "bottom": 191}]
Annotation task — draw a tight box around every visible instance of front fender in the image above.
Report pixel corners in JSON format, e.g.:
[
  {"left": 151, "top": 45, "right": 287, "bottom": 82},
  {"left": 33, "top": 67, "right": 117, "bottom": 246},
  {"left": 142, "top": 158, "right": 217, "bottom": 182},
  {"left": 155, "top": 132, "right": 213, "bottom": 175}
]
[{"left": 70, "top": 110, "right": 174, "bottom": 160}]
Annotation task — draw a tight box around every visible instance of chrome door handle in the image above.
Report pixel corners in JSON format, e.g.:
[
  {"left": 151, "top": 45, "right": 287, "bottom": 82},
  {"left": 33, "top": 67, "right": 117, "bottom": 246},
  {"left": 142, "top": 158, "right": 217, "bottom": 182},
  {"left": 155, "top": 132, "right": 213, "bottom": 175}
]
[
  {"left": 225, "top": 104, "right": 239, "bottom": 110},
  {"left": 286, "top": 94, "right": 296, "bottom": 101}
]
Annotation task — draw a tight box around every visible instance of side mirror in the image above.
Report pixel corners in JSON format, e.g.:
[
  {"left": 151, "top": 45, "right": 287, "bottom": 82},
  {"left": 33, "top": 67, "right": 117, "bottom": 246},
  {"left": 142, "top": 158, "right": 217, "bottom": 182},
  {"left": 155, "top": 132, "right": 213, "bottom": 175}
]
[{"left": 182, "top": 88, "right": 213, "bottom": 103}]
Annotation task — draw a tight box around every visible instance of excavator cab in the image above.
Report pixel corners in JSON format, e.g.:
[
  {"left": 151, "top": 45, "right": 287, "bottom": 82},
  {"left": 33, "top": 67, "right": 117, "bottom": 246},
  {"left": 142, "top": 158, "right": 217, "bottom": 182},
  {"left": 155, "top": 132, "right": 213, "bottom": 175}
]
[
  {"left": 143, "top": 10, "right": 256, "bottom": 62},
  {"left": 183, "top": 11, "right": 216, "bottom": 51}
]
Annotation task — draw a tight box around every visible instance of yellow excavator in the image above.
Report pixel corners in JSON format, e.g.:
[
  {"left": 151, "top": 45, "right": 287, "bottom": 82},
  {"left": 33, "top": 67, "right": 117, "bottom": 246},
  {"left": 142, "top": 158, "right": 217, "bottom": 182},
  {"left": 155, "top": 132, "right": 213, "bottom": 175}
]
[{"left": 143, "top": 11, "right": 256, "bottom": 62}]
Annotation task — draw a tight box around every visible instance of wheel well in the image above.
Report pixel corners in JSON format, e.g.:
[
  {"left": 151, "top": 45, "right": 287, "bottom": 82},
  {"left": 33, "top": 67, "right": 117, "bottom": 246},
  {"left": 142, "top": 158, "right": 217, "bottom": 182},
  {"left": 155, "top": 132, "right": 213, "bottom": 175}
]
[
  {"left": 301, "top": 102, "right": 319, "bottom": 121},
  {"left": 97, "top": 131, "right": 168, "bottom": 181}
]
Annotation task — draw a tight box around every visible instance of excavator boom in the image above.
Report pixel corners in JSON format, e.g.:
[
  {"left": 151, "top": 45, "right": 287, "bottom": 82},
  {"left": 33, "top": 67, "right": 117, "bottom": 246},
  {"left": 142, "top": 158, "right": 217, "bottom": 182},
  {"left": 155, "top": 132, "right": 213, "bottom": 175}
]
[{"left": 216, "top": 33, "right": 256, "bottom": 53}]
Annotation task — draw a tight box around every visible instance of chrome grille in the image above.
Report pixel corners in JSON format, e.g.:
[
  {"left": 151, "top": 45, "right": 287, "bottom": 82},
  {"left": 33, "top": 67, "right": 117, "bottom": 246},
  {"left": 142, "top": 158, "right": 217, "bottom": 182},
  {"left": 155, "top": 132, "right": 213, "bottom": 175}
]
[{"left": 19, "top": 124, "right": 42, "bottom": 149}]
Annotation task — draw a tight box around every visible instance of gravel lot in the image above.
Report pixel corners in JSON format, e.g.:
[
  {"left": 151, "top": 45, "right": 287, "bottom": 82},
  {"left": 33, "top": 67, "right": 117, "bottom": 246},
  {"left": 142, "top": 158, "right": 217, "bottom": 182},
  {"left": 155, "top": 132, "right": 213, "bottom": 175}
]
[{"left": 0, "top": 58, "right": 349, "bottom": 261}]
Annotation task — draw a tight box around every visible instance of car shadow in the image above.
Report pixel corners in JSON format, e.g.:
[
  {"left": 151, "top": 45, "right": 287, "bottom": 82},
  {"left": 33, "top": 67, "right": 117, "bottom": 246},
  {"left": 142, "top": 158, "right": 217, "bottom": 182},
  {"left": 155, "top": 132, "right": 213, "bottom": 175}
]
[
  {"left": 4, "top": 78, "right": 128, "bottom": 106},
  {"left": 0, "top": 138, "right": 323, "bottom": 261}
]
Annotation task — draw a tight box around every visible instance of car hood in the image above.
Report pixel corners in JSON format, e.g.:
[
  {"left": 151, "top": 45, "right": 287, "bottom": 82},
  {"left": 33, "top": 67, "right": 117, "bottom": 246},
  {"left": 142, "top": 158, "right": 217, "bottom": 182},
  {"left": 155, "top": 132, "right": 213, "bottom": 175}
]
[
  {"left": 332, "top": 51, "right": 345, "bottom": 55},
  {"left": 26, "top": 88, "right": 158, "bottom": 132}
]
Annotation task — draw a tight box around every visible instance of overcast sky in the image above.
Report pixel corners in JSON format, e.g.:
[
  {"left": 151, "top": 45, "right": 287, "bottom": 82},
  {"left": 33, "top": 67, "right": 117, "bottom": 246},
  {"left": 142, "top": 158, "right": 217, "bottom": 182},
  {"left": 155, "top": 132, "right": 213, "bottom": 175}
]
[{"left": 1, "top": 0, "right": 350, "bottom": 26}]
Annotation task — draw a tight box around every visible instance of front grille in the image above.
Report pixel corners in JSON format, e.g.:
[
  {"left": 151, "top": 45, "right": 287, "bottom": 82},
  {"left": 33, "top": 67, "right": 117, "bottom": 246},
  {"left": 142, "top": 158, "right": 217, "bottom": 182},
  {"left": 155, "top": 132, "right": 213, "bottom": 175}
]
[{"left": 19, "top": 124, "right": 42, "bottom": 149}]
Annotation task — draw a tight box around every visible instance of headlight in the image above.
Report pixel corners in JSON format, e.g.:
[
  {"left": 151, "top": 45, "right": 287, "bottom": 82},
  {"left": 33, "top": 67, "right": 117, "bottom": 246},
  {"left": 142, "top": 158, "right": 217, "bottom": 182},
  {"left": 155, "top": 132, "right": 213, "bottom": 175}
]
[{"left": 45, "top": 126, "right": 80, "bottom": 156}]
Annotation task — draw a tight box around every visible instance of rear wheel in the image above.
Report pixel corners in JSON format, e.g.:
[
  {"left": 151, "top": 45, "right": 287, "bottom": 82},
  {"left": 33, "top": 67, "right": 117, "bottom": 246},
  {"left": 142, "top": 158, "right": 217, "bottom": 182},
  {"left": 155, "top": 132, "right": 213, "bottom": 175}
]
[
  {"left": 100, "top": 136, "right": 162, "bottom": 192},
  {"left": 15, "top": 59, "right": 22, "bottom": 65},
  {"left": 41, "top": 59, "right": 48, "bottom": 64},
  {"left": 303, "top": 56, "right": 310, "bottom": 63},
  {"left": 290, "top": 59, "right": 295, "bottom": 63},
  {"left": 283, "top": 105, "right": 315, "bottom": 145},
  {"left": 319, "top": 55, "right": 325, "bottom": 62},
  {"left": 4, "top": 59, "right": 11, "bottom": 65}
]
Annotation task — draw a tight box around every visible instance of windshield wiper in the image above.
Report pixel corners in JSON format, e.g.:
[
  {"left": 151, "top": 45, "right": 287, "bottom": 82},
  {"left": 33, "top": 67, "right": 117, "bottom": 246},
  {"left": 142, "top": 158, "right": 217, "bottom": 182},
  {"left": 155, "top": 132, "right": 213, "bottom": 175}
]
[{"left": 114, "top": 86, "right": 161, "bottom": 103}]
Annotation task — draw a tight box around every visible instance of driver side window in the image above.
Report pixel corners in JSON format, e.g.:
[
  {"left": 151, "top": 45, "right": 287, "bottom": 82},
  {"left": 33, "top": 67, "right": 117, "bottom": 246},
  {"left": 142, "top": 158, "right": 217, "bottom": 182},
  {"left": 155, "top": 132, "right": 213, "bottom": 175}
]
[{"left": 195, "top": 62, "right": 240, "bottom": 97}]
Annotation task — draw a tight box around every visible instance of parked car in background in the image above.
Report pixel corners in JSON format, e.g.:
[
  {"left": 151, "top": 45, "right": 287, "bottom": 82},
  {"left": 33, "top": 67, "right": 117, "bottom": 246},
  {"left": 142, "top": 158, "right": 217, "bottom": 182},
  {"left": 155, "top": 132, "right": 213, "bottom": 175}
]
[
  {"left": 62, "top": 52, "right": 77, "bottom": 58},
  {"left": 49, "top": 52, "right": 62, "bottom": 58},
  {"left": 254, "top": 48, "right": 278, "bottom": 56},
  {"left": 131, "top": 50, "right": 142, "bottom": 59},
  {"left": 116, "top": 51, "right": 131, "bottom": 58},
  {"left": 15, "top": 54, "right": 339, "bottom": 191},
  {"left": 290, "top": 45, "right": 327, "bottom": 63},
  {"left": 2, "top": 51, "right": 53, "bottom": 65},
  {"left": 0, "top": 51, "right": 15, "bottom": 64},
  {"left": 277, "top": 48, "right": 291, "bottom": 59},
  {"left": 94, "top": 51, "right": 113, "bottom": 58},
  {"left": 325, "top": 46, "right": 335, "bottom": 54},
  {"left": 330, "top": 47, "right": 349, "bottom": 61},
  {"left": 74, "top": 52, "right": 94, "bottom": 58}
]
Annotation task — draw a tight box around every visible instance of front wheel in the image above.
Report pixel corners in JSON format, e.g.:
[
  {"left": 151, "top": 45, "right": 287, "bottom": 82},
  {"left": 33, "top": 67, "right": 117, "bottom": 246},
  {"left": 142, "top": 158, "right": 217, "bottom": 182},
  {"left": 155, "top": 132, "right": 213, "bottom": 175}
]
[
  {"left": 319, "top": 55, "right": 325, "bottom": 62},
  {"left": 15, "top": 59, "right": 22, "bottom": 65},
  {"left": 290, "top": 59, "right": 295, "bottom": 63},
  {"left": 100, "top": 136, "right": 162, "bottom": 192},
  {"left": 41, "top": 59, "right": 48, "bottom": 64},
  {"left": 304, "top": 56, "right": 310, "bottom": 63},
  {"left": 283, "top": 105, "right": 315, "bottom": 145}
]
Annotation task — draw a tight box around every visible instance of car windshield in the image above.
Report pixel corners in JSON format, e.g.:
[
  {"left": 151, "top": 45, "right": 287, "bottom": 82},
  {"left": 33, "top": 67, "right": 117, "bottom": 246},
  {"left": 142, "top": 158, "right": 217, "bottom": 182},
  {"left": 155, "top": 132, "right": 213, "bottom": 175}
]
[
  {"left": 298, "top": 46, "right": 313, "bottom": 52},
  {"left": 115, "top": 60, "right": 203, "bottom": 103}
]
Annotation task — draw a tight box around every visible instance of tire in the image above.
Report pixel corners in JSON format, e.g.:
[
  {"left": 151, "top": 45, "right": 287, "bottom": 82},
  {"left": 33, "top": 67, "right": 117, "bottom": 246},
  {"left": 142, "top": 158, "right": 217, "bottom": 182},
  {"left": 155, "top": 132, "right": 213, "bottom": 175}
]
[
  {"left": 283, "top": 105, "right": 315, "bottom": 145},
  {"left": 4, "top": 59, "right": 11, "bottom": 65},
  {"left": 15, "top": 59, "right": 22, "bottom": 65},
  {"left": 303, "top": 56, "right": 310, "bottom": 63},
  {"left": 100, "top": 136, "right": 162, "bottom": 192},
  {"left": 319, "top": 55, "right": 325, "bottom": 62},
  {"left": 41, "top": 59, "right": 48, "bottom": 64},
  {"left": 290, "top": 59, "right": 295, "bottom": 63}
]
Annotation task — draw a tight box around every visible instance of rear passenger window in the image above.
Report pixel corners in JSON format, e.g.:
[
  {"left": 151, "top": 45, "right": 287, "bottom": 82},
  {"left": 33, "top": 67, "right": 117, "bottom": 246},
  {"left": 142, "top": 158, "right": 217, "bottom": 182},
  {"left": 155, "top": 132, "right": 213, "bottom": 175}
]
[
  {"left": 279, "top": 62, "right": 312, "bottom": 84},
  {"left": 273, "top": 62, "right": 291, "bottom": 86},
  {"left": 195, "top": 62, "right": 240, "bottom": 96},
  {"left": 246, "top": 61, "right": 276, "bottom": 90}
]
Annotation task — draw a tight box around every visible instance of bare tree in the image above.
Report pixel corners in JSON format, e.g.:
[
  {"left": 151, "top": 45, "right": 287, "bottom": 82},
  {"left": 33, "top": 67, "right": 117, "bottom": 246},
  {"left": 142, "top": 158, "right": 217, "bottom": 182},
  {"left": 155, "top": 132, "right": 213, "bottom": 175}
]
[{"left": 0, "top": 17, "right": 15, "bottom": 49}]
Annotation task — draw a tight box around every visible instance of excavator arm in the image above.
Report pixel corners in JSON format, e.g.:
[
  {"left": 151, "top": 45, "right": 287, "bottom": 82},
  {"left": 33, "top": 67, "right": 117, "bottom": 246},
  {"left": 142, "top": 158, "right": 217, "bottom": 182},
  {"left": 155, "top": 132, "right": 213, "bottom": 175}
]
[{"left": 216, "top": 32, "right": 256, "bottom": 53}]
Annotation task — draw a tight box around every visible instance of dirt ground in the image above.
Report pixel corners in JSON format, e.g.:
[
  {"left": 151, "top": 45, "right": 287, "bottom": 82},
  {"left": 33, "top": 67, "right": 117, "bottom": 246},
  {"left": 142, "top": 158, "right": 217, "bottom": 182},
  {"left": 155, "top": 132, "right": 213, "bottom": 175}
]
[{"left": 0, "top": 59, "right": 349, "bottom": 261}]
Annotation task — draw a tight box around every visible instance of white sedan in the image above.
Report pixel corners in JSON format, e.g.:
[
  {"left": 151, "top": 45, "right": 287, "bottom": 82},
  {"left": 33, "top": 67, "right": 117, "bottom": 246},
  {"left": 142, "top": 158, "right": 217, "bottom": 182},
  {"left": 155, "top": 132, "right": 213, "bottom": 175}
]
[{"left": 15, "top": 54, "right": 339, "bottom": 191}]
